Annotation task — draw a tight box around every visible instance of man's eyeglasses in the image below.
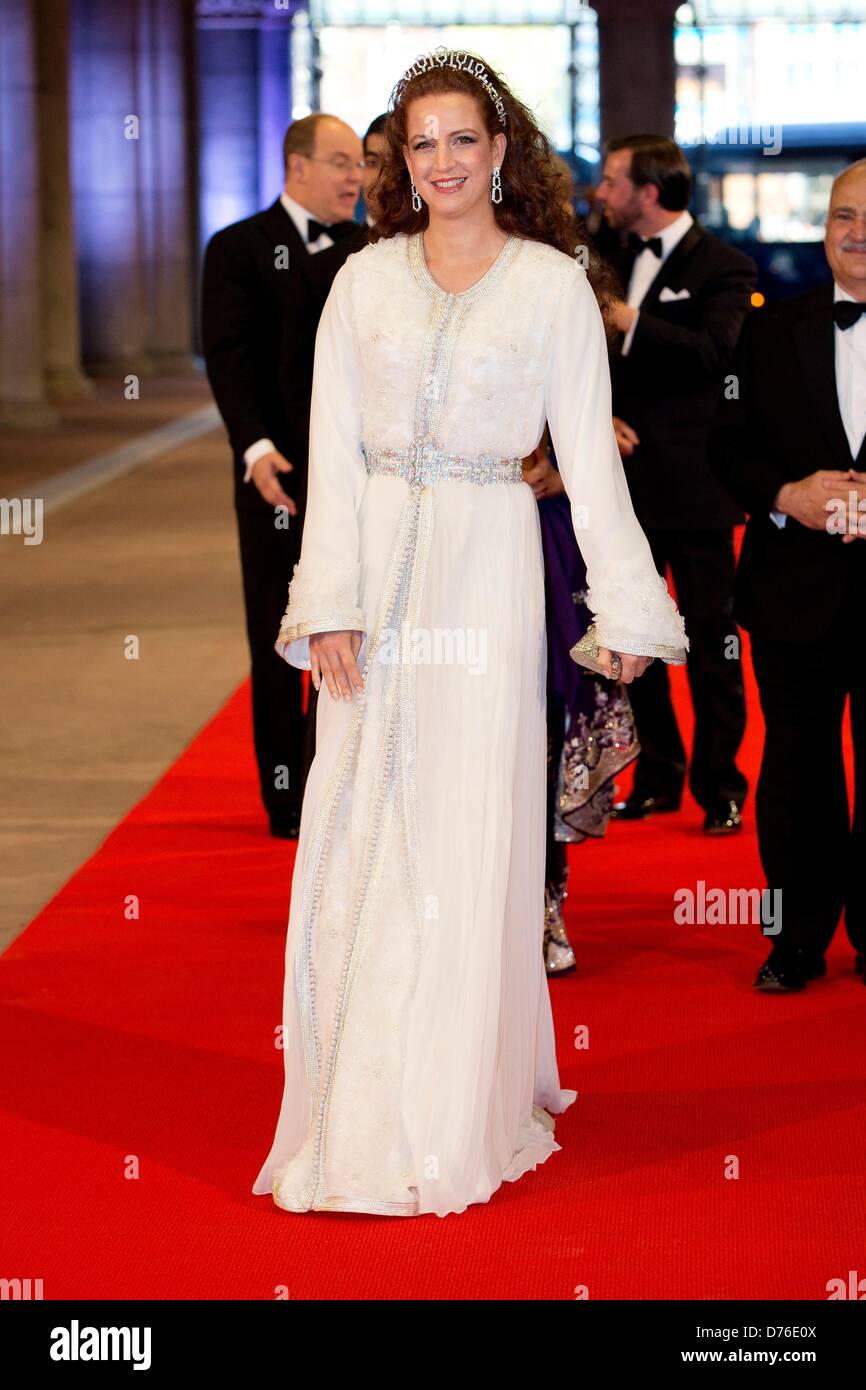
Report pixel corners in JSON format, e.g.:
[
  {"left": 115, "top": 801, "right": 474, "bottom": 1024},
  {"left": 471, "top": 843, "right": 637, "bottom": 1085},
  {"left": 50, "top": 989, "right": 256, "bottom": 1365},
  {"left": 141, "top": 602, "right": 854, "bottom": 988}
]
[{"left": 305, "top": 155, "right": 368, "bottom": 174}]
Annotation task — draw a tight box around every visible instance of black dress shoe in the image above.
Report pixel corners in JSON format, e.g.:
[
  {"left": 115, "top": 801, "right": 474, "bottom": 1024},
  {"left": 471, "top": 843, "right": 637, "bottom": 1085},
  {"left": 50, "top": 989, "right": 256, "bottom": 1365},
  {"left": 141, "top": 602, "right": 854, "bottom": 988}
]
[
  {"left": 269, "top": 808, "right": 302, "bottom": 839},
  {"left": 703, "top": 799, "right": 743, "bottom": 835},
  {"left": 610, "top": 791, "right": 681, "bottom": 820},
  {"left": 753, "top": 949, "right": 826, "bottom": 992}
]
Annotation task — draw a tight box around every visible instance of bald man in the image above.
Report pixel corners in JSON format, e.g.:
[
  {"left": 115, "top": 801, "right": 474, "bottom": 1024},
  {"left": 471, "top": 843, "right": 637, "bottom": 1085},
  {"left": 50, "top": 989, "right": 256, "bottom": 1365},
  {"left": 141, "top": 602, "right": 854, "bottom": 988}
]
[
  {"left": 202, "top": 115, "right": 367, "bottom": 838},
  {"left": 711, "top": 160, "right": 866, "bottom": 991}
]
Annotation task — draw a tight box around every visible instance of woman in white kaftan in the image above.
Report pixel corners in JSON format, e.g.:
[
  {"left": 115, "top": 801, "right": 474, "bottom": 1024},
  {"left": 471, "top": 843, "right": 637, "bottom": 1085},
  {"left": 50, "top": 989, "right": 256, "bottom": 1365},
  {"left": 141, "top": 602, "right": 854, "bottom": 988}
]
[
  {"left": 250, "top": 223, "right": 687, "bottom": 1218},
  {"left": 250, "top": 47, "right": 687, "bottom": 1219}
]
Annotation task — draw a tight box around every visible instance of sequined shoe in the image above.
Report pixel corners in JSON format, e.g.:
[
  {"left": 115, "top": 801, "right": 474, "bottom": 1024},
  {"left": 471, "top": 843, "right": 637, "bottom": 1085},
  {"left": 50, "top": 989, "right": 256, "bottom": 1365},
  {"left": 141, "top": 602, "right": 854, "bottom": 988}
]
[
  {"left": 544, "top": 884, "right": 576, "bottom": 976},
  {"left": 703, "top": 798, "right": 743, "bottom": 836},
  {"left": 611, "top": 791, "right": 681, "bottom": 820},
  {"left": 753, "top": 949, "right": 826, "bottom": 992}
]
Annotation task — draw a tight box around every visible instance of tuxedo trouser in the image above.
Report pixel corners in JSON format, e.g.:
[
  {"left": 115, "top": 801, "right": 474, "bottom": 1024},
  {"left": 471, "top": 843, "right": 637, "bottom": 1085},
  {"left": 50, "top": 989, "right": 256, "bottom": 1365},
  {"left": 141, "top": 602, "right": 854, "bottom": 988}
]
[
  {"left": 751, "top": 593, "right": 866, "bottom": 958},
  {"left": 235, "top": 504, "right": 317, "bottom": 822},
  {"left": 627, "top": 526, "right": 748, "bottom": 809}
]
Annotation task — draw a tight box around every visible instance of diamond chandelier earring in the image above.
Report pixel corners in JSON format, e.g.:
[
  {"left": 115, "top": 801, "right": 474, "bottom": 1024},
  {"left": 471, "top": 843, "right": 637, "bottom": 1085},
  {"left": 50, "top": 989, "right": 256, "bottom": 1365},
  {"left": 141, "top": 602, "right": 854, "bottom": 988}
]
[
  {"left": 410, "top": 178, "right": 423, "bottom": 212},
  {"left": 491, "top": 166, "right": 502, "bottom": 205}
]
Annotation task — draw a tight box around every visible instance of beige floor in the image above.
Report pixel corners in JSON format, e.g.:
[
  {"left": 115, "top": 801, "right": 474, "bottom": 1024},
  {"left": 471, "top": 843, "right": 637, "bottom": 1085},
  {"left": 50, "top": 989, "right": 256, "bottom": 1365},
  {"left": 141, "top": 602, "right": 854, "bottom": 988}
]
[{"left": 0, "top": 378, "right": 250, "bottom": 951}]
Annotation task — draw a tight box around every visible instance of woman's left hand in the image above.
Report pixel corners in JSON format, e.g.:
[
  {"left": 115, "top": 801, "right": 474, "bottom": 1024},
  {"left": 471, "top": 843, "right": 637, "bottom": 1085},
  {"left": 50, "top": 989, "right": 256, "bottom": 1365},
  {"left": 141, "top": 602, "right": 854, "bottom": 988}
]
[{"left": 596, "top": 647, "right": 653, "bottom": 684}]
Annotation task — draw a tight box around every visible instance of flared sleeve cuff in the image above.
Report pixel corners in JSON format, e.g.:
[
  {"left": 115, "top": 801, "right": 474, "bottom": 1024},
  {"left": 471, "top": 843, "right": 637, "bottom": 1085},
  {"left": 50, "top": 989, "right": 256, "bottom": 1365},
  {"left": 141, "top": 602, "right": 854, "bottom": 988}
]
[
  {"left": 273, "top": 561, "right": 366, "bottom": 670},
  {"left": 542, "top": 257, "right": 688, "bottom": 670},
  {"left": 585, "top": 560, "right": 689, "bottom": 665}
]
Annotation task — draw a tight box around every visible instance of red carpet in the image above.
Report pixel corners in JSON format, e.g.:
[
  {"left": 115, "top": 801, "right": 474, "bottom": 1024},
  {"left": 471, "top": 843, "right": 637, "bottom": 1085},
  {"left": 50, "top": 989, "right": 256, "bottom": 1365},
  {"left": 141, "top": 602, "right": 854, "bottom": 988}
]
[{"left": 2, "top": 639, "right": 863, "bottom": 1301}]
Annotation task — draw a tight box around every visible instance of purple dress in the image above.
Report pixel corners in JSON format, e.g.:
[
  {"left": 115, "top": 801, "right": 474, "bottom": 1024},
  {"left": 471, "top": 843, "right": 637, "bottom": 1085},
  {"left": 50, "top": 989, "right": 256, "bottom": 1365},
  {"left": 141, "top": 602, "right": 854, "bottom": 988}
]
[{"left": 539, "top": 474, "right": 638, "bottom": 896}]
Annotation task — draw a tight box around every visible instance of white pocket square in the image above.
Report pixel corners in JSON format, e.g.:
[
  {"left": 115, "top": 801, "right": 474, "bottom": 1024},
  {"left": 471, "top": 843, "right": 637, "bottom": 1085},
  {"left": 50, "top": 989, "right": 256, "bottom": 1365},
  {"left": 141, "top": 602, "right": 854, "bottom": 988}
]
[{"left": 659, "top": 286, "right": 691, "bottom": 302}]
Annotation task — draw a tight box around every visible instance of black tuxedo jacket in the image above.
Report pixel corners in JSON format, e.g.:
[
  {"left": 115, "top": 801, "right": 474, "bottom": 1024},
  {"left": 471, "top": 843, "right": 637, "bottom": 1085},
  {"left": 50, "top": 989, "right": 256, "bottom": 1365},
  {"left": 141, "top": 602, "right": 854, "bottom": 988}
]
[
  {"left": 201, "top": 199, "right": 368, "bottom": 513},
  {"left": 709, "top": 280, "right": 866, "bottom": 643},
  {"left": 609, "top": 221, "right": 757, "bottom": 530}
]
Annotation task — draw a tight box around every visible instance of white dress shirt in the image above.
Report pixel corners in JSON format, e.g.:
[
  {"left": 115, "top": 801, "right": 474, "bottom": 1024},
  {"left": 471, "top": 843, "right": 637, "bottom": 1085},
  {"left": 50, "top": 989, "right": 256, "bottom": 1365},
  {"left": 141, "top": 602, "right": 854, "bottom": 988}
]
[
  {"left": 770, "top": 280, "right": 866, "bottom": 527},
  {"left": 242, "top": 192, "right": 336, "bottom": 481},
  {"left": 279, "top": 189, "right": 335, "bottom": 255},
  {"left": 621, "top": 209, "right": 694, "bottom": 356},
  {"left": 834, "top": 280, "right": 866, "bottom": 457}
]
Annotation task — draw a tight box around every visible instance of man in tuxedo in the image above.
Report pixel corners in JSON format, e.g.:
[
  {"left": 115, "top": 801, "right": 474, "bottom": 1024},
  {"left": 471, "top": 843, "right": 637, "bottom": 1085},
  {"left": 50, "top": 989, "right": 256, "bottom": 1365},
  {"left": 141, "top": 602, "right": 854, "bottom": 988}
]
[
  {"left": 597, "top": 135, "right": 757, "bottom": 835},
  {"left": 360, "top": 112, "right": 388, "bottom": 224},
  {"left": 201, "top": 114, "right": 367, "bottom": 838},
  {"left": 710, "top": 159, "right": 866, "bottom": 991}
]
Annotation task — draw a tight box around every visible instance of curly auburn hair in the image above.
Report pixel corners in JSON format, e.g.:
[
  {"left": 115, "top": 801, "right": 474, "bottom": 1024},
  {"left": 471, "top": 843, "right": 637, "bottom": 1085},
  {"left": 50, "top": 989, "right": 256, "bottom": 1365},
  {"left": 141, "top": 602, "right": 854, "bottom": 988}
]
[{"left": 370, "top": 52, "right": 618, "bottom": 327}]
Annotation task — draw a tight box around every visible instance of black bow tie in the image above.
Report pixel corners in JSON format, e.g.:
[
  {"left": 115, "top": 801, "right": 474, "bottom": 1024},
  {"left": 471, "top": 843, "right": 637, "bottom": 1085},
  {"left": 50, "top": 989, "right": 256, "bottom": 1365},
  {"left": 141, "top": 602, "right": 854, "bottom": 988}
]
[
  {"left": 833, "top": 299, "right": 866, "bottom": 331},
  {"left": 628, "top": 232, "right": 663, "bottom": 259},
  {"left": 307, "top": 218, "right": 356, "bottom": 244}
]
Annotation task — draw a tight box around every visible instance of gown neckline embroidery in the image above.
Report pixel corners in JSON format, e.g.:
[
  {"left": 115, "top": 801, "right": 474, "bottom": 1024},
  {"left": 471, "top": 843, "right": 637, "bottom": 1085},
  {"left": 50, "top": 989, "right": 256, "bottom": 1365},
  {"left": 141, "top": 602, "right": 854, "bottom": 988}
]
[{"left": 408, "top": 229, "right": 522, "bottom": 304}]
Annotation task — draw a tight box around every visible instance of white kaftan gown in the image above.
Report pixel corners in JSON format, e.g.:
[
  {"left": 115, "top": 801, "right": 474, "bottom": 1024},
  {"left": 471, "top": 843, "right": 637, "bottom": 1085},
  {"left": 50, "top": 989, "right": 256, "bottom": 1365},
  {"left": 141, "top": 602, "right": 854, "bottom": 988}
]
[{"left": 251, "top": 230, "right": 687, "bottom": 1218}]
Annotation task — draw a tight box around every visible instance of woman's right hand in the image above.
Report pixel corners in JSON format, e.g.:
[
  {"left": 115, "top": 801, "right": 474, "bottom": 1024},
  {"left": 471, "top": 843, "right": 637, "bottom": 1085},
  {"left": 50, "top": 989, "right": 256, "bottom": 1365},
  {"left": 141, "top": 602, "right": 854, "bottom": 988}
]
[{"left": 310, "top": 630, "right": 365, "bottom": 702}]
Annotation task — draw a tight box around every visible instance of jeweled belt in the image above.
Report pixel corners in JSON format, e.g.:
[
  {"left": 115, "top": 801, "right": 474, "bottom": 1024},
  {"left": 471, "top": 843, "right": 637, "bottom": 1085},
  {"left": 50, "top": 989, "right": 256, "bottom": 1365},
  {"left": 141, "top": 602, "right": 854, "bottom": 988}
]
[{"left": 364, "top": 444, "right": 524, "bottom": 487}]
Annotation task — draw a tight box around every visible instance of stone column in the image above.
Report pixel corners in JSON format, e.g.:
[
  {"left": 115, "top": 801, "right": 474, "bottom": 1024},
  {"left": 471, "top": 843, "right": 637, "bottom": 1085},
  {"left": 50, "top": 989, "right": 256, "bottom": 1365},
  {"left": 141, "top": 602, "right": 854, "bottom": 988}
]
[
  {"left": 194, "top": 0, "right": 295, "bottom": 253},
  {"left": 196, "top": 19, "right": 262, "bottom": 250},
  {"left": 70, "top": 0, "right": 153, "bottom": 374},
  {"left": 70, "top": 0, "right": 198, "bottom": 376},
  {"left": 35, "top": 0, "right": 93, "bottom": 399},
  {"left": 136, "top": 0, "right": 197, "bottom": 374},
  {"left": 257, "top": 10, "right": 291, "bottom": 208},
  {"left": 0, "top": 0, "right": 58, "bottom": 429},
  {"left": 594, "top": 0, "right": 680, "bottom": 144}
]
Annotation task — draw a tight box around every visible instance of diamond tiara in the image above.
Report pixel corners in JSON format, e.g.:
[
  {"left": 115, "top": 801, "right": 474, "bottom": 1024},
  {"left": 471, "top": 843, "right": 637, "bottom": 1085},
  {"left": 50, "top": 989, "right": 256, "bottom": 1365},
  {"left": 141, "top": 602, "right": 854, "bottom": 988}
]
[{"left": 398, "top": 46, "right": 508, "bottom": 128}]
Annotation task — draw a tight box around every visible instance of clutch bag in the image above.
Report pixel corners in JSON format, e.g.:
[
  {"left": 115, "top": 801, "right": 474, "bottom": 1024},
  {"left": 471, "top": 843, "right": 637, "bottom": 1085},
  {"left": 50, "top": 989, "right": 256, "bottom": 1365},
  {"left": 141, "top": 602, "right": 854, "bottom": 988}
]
[{"left": 569, "top": 623, "right": 615, "bottom": 678}]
